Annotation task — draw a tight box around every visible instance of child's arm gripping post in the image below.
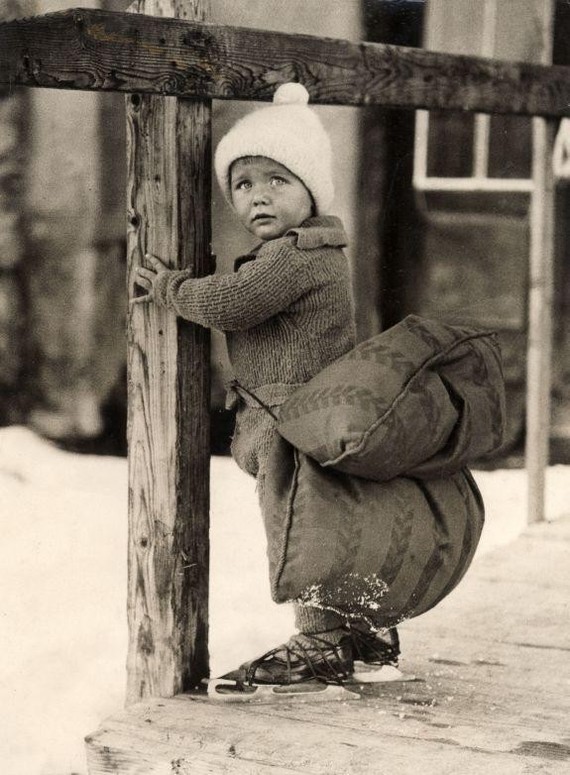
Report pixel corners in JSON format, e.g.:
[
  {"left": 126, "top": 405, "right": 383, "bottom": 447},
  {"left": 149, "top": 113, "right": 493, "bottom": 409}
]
[
  {"left": 131, "top": 241, "right": 312, "bottom": 331},
  {"left": 132, "top": 255, "right": 178, "bottom": 304}
]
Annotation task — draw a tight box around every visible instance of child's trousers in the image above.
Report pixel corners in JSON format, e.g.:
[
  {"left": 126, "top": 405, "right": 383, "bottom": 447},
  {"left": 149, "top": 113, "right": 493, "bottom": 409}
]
[{"left": 231, "top": 402, "right": 349, "bottom": 634}]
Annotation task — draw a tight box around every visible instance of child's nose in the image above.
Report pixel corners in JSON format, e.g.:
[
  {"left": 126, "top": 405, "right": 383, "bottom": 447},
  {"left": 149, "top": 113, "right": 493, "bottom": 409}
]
[{"left": 252, "top": 185, "right": 271, "bottom": 205}]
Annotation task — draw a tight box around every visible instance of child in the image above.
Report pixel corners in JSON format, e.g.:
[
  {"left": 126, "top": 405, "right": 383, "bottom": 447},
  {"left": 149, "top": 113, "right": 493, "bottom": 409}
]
[{"left": 132, "top": 83, "right": 399, "bottom": 691}]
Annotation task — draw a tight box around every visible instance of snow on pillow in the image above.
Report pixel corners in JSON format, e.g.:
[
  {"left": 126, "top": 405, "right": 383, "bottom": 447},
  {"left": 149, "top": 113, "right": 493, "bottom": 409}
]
[{"left": 277, "top": 315, "right": 506, "bottom": 481}]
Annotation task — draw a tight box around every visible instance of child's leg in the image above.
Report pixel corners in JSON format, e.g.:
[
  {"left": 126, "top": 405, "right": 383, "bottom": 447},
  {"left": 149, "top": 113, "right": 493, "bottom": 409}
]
[
  {"left": 217, "top": 604, "right": 353, "bottom": 687},
  {"left": 293, "top": 603, "right": 347, "bottom": 643},
  {"left": 295, "top": 605, "right": 400, "bottom": 665}
]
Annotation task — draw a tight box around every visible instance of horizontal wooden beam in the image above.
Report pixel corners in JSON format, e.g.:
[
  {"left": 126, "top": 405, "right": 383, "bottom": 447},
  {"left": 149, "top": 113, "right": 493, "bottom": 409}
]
[{"left": 1, "top": 8, "right": 569, "bottom": 116}]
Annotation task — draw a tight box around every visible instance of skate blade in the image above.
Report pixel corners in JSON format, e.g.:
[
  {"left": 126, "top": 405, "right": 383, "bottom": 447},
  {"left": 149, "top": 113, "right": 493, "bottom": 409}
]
[
  {"left": 208, "top": 678, "right": 360, "bottom": 703},
  {"left": 352, "top": 663, "right": 416, "bottom": 684}
]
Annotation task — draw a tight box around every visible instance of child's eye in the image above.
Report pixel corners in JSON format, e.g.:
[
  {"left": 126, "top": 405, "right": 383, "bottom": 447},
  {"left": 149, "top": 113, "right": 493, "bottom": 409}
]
[
  {"left": 234, "top": 180, "right": 251, "bottom": 191},
  {"left": 270, "top": 176, "right": 287, "bottom": 186}
]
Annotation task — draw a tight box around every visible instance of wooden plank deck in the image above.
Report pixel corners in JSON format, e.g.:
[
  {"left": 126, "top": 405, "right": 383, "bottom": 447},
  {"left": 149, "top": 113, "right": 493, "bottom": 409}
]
[
  {"left": 86, "top": 517, "right": 570, "bottom": 774},
  {"left": 1, "top": 8, "right": 570, "bottom": 116}
]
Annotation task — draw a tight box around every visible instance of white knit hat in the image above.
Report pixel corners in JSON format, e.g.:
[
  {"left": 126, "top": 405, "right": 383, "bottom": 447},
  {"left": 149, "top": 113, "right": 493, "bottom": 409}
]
[{"left": 214, "top": 83, "right": 334, "bottom": 214}]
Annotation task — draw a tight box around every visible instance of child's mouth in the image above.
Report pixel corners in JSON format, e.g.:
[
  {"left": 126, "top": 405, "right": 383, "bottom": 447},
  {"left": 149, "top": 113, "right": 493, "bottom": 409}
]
[{"left": 252, "top": 214, "right": 275, "bottom": 223}]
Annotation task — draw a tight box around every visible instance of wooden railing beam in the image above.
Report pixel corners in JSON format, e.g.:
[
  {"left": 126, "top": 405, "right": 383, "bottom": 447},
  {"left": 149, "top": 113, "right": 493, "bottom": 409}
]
[{"left": 0, "top": 8, "right": 570, "bottom": 116}]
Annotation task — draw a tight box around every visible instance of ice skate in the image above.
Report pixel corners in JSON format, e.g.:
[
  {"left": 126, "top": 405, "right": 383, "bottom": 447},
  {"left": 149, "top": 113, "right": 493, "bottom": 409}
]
[
  {"left": 208, "top": 632, "right": 360, "bottom": 703},
  {"left": 347, "top": 626, "right": 415, "bottom": 684}
]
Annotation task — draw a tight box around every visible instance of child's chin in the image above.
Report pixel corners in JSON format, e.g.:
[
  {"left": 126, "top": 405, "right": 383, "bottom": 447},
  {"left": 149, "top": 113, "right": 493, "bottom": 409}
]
[{"left": 251, "top": 223, "right": 285, "bottom": 240}]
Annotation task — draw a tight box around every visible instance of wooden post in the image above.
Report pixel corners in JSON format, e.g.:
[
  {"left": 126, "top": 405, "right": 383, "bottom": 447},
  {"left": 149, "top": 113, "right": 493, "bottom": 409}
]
[
  {"left": 525, "top": 0, "right": 556, "bottom": 525},
  {"left": 525, "top": 117, "right": 556, "bottom": 524},
  {"left": 126, "top": 0, "right": 212, "bottom": 702}
]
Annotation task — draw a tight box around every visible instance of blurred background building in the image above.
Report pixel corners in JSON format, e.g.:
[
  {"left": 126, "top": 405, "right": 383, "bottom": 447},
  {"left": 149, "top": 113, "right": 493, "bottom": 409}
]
[{"left": 1, "top": 0, "right": 569, "bottom": 463}]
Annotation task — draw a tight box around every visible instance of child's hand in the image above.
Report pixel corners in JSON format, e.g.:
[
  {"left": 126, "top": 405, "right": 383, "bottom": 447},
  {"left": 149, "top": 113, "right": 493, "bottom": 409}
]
[{"left": 131, "top": 254, "right": 170, "bottom": 305}]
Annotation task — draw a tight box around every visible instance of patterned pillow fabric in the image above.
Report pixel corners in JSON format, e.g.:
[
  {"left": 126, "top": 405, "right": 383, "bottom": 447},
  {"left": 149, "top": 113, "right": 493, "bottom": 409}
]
[
  {"left": 277, "top": 315, "right": 506, "bottom": 481},
  {"left": 261, "top": 435, "right": 484, "bottom": 624}
]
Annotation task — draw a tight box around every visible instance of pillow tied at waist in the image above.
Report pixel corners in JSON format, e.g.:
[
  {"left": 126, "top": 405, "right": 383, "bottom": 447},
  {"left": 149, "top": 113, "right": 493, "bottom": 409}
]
[
  {"left": 275, "top": 315, "right": 507, "bottom": 481},
  {"left": 225, "top": 380, "right": 304, "bottom": 420}
]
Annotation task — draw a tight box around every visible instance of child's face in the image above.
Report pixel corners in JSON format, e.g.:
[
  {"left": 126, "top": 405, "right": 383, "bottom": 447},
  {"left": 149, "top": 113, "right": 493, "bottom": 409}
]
[{"left": 230, "top": 157, "right": 313, "bottom": 241}]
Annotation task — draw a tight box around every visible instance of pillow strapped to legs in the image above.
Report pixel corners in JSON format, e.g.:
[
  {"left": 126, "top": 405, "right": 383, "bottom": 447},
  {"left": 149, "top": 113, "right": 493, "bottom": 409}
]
[
  {"left": 261, "top": 435, "right": 484, "bottom": 627},
  {"left": 254, "top": 315, "right": 505, "bottom": 626}
]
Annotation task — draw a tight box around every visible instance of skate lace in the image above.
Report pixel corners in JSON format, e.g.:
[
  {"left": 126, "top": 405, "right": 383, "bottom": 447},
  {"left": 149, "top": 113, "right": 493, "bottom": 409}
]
[
  {"left": 348, "top": 626, "right": 400, "bottom": 665},
  {"left": 245, "top": 633, "right": 352, "bottom": 685}
]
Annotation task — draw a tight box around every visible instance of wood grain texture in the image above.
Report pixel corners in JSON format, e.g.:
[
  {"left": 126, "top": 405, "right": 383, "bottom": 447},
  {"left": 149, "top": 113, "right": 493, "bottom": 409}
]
[
  {"left": 1, "top": 7, "right": 570, "bottom": 116},
  {"left": 126, "top": 0, "right": 212, "bottom": 704}
]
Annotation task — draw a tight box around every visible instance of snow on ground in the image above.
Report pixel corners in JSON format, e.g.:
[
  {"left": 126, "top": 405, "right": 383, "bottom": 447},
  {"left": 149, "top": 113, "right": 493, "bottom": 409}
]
[{"left": 0, "top": 425, "right": 568, "bottom": 775}]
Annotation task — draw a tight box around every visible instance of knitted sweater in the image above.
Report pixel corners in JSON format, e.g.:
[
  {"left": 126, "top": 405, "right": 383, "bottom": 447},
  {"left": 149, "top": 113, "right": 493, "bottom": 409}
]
[{"left": 154, "top": 215, "right": 356, "bottom": 476}]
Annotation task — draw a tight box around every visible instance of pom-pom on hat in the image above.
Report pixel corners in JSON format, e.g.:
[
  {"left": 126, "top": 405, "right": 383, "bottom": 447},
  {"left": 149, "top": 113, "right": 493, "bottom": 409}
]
[{"left": 214, "top": 83, "right": 334, "bottom": 215}]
